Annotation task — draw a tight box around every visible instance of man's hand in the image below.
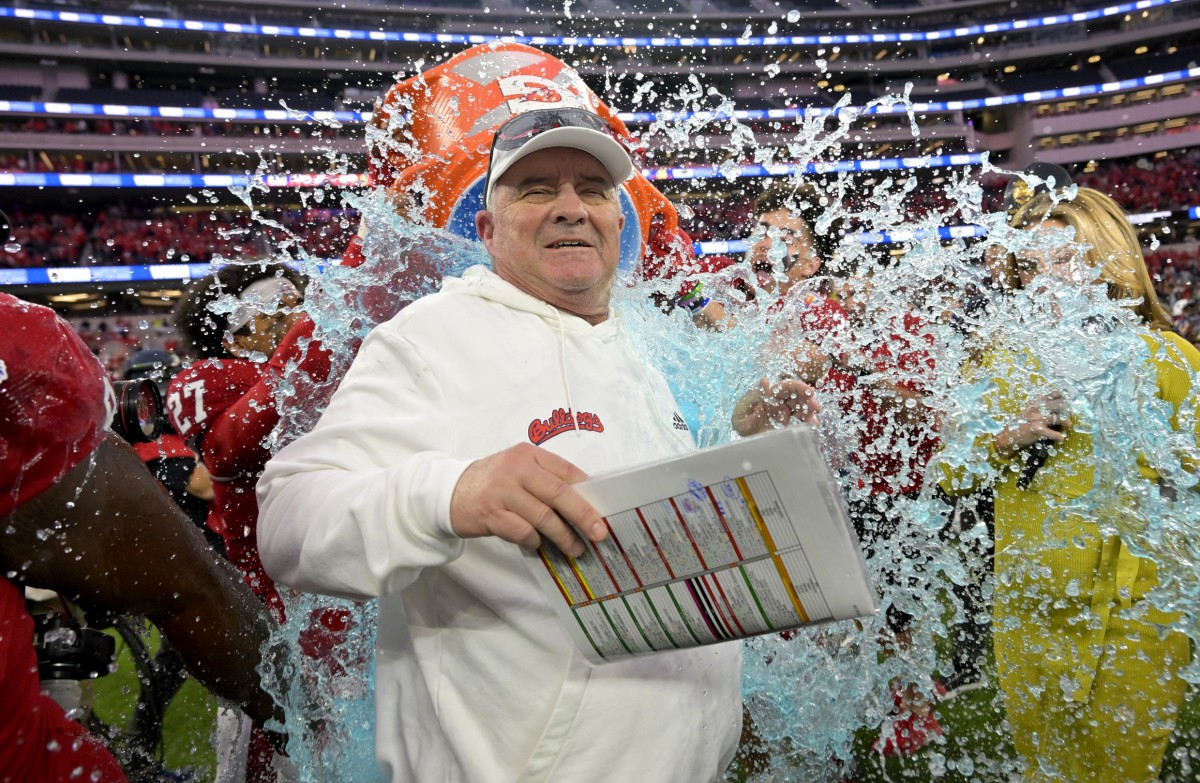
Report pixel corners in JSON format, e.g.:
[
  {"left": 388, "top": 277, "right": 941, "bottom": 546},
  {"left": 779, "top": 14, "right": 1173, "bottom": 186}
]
[
  {"left": 994, "top": 389, "right": 1072, "bottom": 458},
  {"left": 449, "top": 443, "right": 607, "bottom": 558},
  {"left": 732, "top": 377, "right": 822, "bottom": 437}
]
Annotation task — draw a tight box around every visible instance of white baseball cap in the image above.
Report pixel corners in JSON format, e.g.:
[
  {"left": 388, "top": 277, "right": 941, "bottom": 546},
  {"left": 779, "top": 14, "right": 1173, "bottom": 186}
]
[
  {"left": 226, "top": 276, "right": 300, "bottom": 333},
  {"left": 484, "top": 107, "right": 634, "bottom": 210}
]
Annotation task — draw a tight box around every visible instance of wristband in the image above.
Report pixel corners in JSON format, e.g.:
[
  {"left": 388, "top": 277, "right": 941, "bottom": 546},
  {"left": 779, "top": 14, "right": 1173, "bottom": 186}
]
[{"left": 677, "top": 283, "right": 711, "bottom": 312}]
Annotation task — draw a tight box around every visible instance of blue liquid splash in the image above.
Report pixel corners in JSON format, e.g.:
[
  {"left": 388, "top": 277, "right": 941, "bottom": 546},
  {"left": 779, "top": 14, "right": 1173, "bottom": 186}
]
[{"left": 227, "top": 79, "right": 1200, "bottom": 782}]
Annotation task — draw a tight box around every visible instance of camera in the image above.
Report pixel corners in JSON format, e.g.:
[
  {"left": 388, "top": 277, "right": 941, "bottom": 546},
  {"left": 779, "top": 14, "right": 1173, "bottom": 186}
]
[
  {"left": 111, "top": 379, "right": 164, "bottom": 443},
  {"left": 32, "top": 611, "right": 116, "bottom": 681}
]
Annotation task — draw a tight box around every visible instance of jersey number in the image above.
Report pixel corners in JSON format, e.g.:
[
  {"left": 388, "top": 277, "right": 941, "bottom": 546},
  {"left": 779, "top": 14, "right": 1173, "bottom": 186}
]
[{"left": 167, "top": 380, "right": 207, "bottom": 436}]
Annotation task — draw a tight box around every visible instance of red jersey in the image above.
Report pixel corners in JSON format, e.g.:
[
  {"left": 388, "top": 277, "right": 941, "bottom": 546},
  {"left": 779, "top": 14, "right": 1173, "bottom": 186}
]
[
  {"left": 846, "top": 311, "right": 940, "bottom": 496},
  {"left": 774, "top": 294, "right": 938, "bottom": 495},
  {"left": 167, "top": 319, "right": 334, "bottom": 619},
  {"left": 774, "top": 293, "right": 860, "bottom": 398},
  {"left": 0, "top": 293, "right": 112, "bottom": 516},
  {"left": 167, "top": 356, "right": 282, "bottom": 613}
]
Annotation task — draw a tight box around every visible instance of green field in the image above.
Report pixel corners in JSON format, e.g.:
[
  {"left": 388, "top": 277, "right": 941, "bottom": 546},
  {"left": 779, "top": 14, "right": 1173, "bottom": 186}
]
[{"left": 90, "top": 626, "right": 218, "bottom": 781}]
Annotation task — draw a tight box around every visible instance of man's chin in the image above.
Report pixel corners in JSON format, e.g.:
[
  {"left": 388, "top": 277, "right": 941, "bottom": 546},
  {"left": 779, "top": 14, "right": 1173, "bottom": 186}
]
[
  {"left": 546, "top": 262, "right": 615, "bottom": 293},
  {"left": 554, "top": 275, "right": 610, "bottom": 294}
]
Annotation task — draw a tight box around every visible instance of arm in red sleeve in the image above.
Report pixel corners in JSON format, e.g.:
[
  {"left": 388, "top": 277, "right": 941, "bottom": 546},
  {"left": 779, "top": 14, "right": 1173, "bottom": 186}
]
[
  {"left": 643, "top": 217, "right": 736, "bottom": 314},
  {"left": 202, "top": 315, "right": 333, "bottom": 479}
]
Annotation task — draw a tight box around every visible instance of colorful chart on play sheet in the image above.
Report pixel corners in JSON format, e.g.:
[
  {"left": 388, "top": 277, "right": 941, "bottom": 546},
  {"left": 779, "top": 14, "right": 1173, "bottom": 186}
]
[{"left": 526, "top": 426, "right": 877, "bottom": 664}]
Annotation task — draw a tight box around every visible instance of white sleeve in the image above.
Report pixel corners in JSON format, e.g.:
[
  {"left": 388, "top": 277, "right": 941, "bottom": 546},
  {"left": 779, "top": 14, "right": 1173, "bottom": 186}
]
[{"left": 256, "top": 327, "right": 469, "bottom": 601}]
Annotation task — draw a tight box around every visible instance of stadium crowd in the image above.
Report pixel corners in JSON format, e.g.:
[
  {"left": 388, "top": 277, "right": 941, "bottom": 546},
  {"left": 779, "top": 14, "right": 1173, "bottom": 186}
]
[
  {"left": 0, "top": 204, "right": 354, "bottom": 268},
  {"left": 1075, "top": 147, "right": 1200, "bottom": 212}
]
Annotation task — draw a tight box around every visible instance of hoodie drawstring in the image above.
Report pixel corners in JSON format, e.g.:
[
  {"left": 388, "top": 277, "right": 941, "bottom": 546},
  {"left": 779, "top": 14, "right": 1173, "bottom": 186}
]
[{"left": 551, "top": 307, "right": 580, "bottom": 438}]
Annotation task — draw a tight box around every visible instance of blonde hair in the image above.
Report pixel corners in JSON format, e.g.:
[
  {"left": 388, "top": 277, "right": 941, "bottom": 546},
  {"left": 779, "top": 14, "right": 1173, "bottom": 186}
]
[{"left": 1010, "top": 186, "right": 1173, "bottom": 331}]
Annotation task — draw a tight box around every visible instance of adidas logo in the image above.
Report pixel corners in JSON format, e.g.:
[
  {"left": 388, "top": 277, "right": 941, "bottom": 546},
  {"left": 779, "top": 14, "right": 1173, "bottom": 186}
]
[{"left": 672, "top": 412, "right": 690, "bottom": 431}]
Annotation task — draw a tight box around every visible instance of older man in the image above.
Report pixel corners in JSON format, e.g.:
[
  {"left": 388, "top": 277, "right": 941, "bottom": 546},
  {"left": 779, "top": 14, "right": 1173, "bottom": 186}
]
[{"left": 257, "top": 108, "right": 743, "bottom": 782}]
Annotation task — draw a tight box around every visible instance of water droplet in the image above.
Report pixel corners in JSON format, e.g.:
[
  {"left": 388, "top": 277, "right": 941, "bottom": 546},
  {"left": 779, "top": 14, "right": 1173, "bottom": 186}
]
[{"left": 3, "top": 242, "right": 20, "bottom": 253}]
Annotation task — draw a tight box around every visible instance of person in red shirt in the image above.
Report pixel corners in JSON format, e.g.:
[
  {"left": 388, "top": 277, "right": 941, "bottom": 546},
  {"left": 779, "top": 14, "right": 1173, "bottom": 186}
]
[
  {"left": 730, "top": 181, "right": 945, "bottom": 757},
  {"left": 169, "top": 262, "right": 329, "bottom": 783},
  {"left": 169, "top": 263, "right": 308, "bottom": 619},
  {"left": 0, "top": 292, "right": 282, "bottom": 783},
  {"left": 730, "top": 181, "right": 850, "bottom": 434}
]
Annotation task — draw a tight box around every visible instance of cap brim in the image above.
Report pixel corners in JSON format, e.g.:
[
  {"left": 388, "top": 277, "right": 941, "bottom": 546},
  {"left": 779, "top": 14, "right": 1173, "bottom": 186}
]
[{"left": 486, "top": 126, "right": 633, "bottom": 209}]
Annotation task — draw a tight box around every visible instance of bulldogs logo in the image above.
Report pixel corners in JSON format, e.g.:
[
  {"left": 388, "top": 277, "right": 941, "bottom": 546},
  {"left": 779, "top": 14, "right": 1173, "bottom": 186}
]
[{"left": 528, "top": 407, "right": 604, "bottom": 445}]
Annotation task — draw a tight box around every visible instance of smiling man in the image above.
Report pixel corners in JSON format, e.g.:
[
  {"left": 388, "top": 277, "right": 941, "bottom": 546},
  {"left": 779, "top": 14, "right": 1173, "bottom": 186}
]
[
  {"left": 257, "top": 107, "right": 743, "bottom": 783},
  {"left": 746, "top": 181, "right": 826, "bottom": 299}
]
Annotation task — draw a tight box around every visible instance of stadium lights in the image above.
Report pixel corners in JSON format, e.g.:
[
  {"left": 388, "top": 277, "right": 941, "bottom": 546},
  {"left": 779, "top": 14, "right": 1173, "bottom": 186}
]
[
  {"left": 1128, "top": 209, "right": 1175, "bottom": 224},
  {"left": 0, "top": 0, "right": 1181, "bottom": 48}
]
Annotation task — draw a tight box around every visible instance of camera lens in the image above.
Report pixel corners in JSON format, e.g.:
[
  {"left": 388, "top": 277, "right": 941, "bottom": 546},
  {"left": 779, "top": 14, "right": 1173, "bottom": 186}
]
[
  {"left": 135, "top": 384, "right": 156, "bottom": 436},
  {"left": 111, "top": 379, "right": 164, "bottom": 443}
]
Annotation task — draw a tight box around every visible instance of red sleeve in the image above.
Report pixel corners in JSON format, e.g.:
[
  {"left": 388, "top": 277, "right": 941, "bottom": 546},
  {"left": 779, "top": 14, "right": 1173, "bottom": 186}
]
[
  {"left": 639, "top": 219, "right": 717, "bottom": 312},
  {"left": 0, "top": 293, "right": 112, "bottom": 516},
  {"left": 199, "top": 316, "right": 333, "bottom": 480},
  {"left": 339, "top": 234, "right": 365, "bottom": 269},
  {"left": 131, "top": 433, "right": 195, "bottom": 462}
]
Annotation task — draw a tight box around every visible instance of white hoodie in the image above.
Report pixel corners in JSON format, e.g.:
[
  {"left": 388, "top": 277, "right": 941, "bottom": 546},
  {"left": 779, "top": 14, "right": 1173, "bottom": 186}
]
[{"left": 257, "top": 266, "right": 743, "bottom": 783}]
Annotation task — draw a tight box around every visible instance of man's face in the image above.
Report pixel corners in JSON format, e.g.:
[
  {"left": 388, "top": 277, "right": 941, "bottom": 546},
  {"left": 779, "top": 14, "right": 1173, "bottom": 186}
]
[
  {"left": 227, "top": 290, "right": 303, "bottom": 360},
  {"left": 476, "top": 147, "right": 625, "bottom": 321},
  {"left": 748, "top": 208, "right": 821, "bottom": 294}
]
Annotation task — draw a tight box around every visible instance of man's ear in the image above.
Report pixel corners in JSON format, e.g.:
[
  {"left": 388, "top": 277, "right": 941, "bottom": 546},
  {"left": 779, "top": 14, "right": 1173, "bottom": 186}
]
[{"left": 476, "top": 209, "right": 495, "bottom": 252}]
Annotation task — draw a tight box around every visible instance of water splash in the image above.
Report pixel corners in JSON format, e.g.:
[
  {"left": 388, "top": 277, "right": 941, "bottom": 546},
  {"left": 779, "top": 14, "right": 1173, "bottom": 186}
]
[{"left": 214, "top": 58, "right": 1200, "bottom": 783}]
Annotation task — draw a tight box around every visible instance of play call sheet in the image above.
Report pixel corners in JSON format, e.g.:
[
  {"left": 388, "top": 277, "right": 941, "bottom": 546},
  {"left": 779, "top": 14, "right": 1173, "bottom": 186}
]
[{"left": 526, "top": 426, "right": 878, "bottom": 664}]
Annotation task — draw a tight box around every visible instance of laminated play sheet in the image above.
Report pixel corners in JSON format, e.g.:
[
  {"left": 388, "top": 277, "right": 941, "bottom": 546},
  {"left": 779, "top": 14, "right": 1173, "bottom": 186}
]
[{"left": 525, "top": 426, "right": 877, "bottom": 664}]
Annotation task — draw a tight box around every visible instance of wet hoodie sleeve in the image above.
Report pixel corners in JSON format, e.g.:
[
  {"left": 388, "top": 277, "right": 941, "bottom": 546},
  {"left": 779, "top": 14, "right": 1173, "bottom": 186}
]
[{"left": 256, "top": 325, "right": 468, "bottom": 601}]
